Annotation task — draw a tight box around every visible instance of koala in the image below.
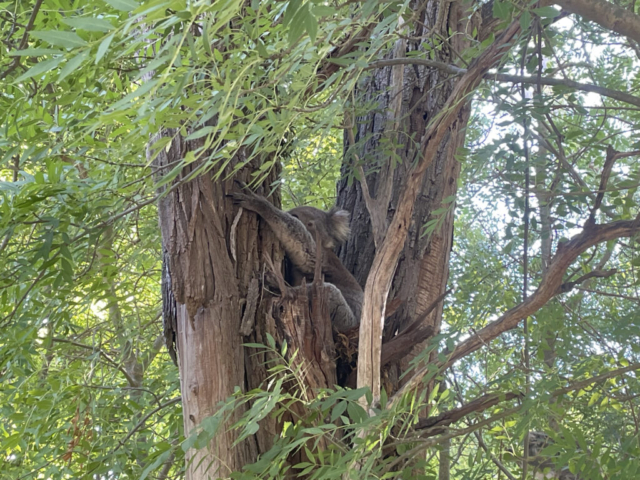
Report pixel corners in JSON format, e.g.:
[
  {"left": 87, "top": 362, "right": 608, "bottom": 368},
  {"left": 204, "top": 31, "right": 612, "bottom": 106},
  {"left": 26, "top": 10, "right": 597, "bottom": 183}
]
[{"left": 232, "top": 189, "right": 363, "bottom": 332}]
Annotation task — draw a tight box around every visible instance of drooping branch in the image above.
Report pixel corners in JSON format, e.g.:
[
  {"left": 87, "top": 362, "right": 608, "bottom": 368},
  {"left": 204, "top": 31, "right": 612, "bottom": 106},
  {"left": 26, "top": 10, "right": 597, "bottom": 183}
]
[{"left": 391, "top": 217, "right": 640, "bottom": 406}]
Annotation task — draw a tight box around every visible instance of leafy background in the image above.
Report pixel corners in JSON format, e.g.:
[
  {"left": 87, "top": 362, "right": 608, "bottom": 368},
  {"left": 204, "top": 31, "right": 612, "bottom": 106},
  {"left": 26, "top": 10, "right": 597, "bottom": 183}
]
[{"left": 1, "top": 0, "right": 639, "bottom": 478}]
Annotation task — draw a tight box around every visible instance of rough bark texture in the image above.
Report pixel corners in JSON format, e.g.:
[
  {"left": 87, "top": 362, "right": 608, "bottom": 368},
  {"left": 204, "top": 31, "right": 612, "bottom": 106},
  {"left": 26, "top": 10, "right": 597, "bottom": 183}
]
[
  {"left": 549, "top": 0, "right": 640, "bottom": 44},
  {"left": 155, "top": 137, "right": 284, "bottom": 477},
  {"left": 337, "top": 0, "right": 476, "bottom": 392},
  {"left": 153, "top": 131, "right": 343, "bottom": 478}
]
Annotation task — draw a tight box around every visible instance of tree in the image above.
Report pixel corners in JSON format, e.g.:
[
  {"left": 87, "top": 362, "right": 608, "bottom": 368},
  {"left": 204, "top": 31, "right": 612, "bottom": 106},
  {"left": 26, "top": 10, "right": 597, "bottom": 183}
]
[{"left": 1, "top": 0, "right": 640, "bottom": 479}]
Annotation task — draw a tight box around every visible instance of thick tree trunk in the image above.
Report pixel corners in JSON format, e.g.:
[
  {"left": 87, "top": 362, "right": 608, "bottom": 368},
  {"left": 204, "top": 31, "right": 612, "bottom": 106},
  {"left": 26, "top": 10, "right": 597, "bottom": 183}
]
[
  {"left": 337, "top": 1, "right": 475, "bottom": 391},
  {"left": 154, "top": 137, "right": 285, "bottom": 478},
  {"left": 154, "top": 133, "right": 340, "bottom": 478}
]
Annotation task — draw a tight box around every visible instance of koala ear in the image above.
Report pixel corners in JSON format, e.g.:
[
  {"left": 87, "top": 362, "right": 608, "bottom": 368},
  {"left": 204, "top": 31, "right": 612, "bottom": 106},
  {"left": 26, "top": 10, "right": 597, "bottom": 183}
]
[{"left": 328, "top": 207, "right": 351, "bottom": 244}]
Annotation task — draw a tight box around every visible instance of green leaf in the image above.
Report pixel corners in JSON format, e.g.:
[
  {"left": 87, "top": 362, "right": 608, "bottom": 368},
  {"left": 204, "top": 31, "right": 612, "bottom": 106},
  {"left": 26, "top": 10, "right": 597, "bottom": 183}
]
[
  {"left": 15, "top": 57, "right": 64, "bottom": 82},
  {"left": 520, "top": 10, "right": 532, "bottom": 30},
  {"left": 104, "top": 0, "right": 139, "bottom": 12},
  {"left": 30, "top": 31, "right": 87, "bottom": 48},
  {"left": 9, "top": 48, "right": 63, "bottom": 56},
  {"left": 532, "top": 6, "right": 560, "bottom": 18},
  {"left": 288, "top": 4, "right": 309, "bottom": 46},
  {"left": 95, "top": 33, "right": 115, "bottom": 64},
  {"left": 492, "top": 1, "right": 511, "bottom": 21},
  {"left": 304, "top": 9, "right": 318, "bottom": 42},
  {"left": 63, "top": 17, "right": 115, "bottom": 32},
  {"left": 58, "top": 50, "right": 89, "bottom": 81},
  {"left": 186, "top": 127, "right": 216, "bottom": 140},
  {"left": 139, "top": 450, "right": 172, "bottom": 480}
]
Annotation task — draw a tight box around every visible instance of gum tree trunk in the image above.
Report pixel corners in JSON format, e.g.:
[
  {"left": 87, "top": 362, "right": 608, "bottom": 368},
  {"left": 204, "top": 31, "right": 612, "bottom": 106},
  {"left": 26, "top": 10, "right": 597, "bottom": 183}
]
[
  {"left": 154, "top": 138, "right": 284, "bottom": 478},
  {"left": 337, "top": 0, "right": 475, "bottom": 391}
]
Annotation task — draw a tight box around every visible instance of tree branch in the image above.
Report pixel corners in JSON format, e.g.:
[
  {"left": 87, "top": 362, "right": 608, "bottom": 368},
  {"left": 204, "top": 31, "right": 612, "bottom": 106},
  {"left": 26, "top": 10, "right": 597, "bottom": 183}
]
[
  {"left": 367, "top": 58, "right": 640, "bottom": 108},
  {"left": 391, "top": 217, "right": 640, "bottom": 406},
  {"left": 415, "top": 362, "right": 640, "bottom": 436},
  {"left": 0, "top": 0, "right": 45, "bottom": 80},
  {"left": 357, "top": 19, "right": 523, "bottom": 405},
  {"left": 114, "top": 397, "right": 182, "bottom": 452},
  {"left": 53, "top": 337, "right": 137, "bottom": 386},
  {"left": 548, "top": 0, "right": 640, "bottom": 44}
]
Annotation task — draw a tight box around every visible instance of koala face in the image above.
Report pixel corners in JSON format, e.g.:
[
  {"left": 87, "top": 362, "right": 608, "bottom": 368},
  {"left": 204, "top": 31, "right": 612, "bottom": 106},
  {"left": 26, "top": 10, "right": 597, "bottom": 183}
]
[{"left": 288, "top": 206, "right": 350, "bottom": 249}]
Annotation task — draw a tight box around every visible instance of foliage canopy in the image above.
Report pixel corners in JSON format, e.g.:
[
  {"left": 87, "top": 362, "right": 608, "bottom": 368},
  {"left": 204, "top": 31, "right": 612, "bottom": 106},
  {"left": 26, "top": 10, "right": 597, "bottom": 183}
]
[{"left": 1, "top": 0, "right": 639, "bottom": 478}]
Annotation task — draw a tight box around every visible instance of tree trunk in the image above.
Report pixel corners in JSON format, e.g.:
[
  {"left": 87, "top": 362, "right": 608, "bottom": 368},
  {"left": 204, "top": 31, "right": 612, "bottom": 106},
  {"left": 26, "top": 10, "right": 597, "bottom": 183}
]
[
  {"left": 337, "top": 1, "right": 475, "bottom": 392},
  {"left": 154, "top": 137, "right": 285, "bottom": 478},
  {"left": 154, "top": 134, "right": 340, "bottom": 478}
]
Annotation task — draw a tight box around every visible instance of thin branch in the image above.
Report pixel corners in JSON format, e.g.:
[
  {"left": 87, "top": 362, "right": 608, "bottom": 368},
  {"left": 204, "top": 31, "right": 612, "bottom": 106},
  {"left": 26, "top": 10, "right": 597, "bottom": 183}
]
[
  {"left": 415, "top": 362, "right": 640, "bottom": 436},
  {"left": 559, "top": 268, "right": 617, "bottom": 293},
  {"left": 575, "top": 287, "right": 640, "bottom": 304},
  {"left": 476, "top": 430, "right": 518, "bottom": 480},
  {"left": 52, "top": 337, "right": 137, "bottom": 386},
  {"left": 0, "top": 0, "right": 45, "bottom": 80},
  {"left": 114, "top": 397, "right": 182, "bottom": 452},
  {"left": 588, "top": 145, "right": 618, "bottom": 223}
]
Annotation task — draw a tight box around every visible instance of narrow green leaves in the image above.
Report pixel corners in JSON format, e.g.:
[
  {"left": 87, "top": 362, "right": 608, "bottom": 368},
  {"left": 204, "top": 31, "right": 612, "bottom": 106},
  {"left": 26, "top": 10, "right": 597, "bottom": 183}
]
[
  {"left": 96, "top": 33, "right": 115, "bottom": 64},
  {"left": 58, "top": 50, "right": 89, "bottom": 81},
  {"left": 104, "top": 0, "right": 139, "bottom": 12},
  {"left": 30, "top": 31, "right": 87, "bottom": 48},
  {"left": 63, "top": 17, "right": 115, "bottom": 32},
  {"left": 15, "top": 57, "right": 64, "bottom": 82}
]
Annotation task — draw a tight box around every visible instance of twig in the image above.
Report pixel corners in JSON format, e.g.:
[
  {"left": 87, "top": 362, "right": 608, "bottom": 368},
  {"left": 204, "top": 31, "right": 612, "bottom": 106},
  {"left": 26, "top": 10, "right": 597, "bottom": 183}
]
[
  {"left": 52, "top": 337, "right": 137, "bottom": 386},
  {"left": 114, "top": 397, "right": 182, "bottom": 452},
  {"left": 0, "top": 0, "right": 45, "bottom": 80}
]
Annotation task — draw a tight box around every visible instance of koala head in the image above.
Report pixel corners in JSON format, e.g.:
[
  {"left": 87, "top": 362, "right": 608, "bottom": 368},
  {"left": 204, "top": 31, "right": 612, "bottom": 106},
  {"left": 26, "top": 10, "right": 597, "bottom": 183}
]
[{"left": 288, "top": 206, "right": 350, "bottom": 249}]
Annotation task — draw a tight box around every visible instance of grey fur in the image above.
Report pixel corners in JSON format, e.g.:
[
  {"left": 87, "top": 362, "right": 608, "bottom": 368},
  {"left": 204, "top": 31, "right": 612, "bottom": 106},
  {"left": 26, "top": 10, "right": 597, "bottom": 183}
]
[{"left": 233, "top": 190, "right": 363, "bottom": 332}]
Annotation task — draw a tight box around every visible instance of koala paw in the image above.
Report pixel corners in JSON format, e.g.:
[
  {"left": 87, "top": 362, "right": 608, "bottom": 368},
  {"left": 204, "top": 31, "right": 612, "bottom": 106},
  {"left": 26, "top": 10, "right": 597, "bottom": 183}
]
[
  {"left": 230, "top": 189, "right": 263, "bottom": 213},
  {"left": 230, "top": 191, "right": 250, "bottom": 205}
]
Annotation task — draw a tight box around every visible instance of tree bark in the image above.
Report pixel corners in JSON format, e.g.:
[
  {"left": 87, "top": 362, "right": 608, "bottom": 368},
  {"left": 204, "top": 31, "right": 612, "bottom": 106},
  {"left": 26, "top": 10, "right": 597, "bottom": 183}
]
[
  {"left": 337, "top": 0, "right": 476, "bottom": 393},
  {"left": 154, "top": 137, "right": 284, "bottom": 478}
]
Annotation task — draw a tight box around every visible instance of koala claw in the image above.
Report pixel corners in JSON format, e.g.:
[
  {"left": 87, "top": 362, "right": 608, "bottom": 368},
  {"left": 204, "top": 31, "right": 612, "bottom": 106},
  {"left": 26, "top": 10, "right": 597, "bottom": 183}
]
[{"left": 230, "top": 191, "right": 251, "bottom": 206}]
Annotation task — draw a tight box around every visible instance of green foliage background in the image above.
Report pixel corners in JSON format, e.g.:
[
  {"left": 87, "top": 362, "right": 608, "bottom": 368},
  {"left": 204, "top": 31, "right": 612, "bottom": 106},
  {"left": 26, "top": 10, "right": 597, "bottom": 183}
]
[{"left": 1, "top": 0, "right": 639, "bottom": 478}]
